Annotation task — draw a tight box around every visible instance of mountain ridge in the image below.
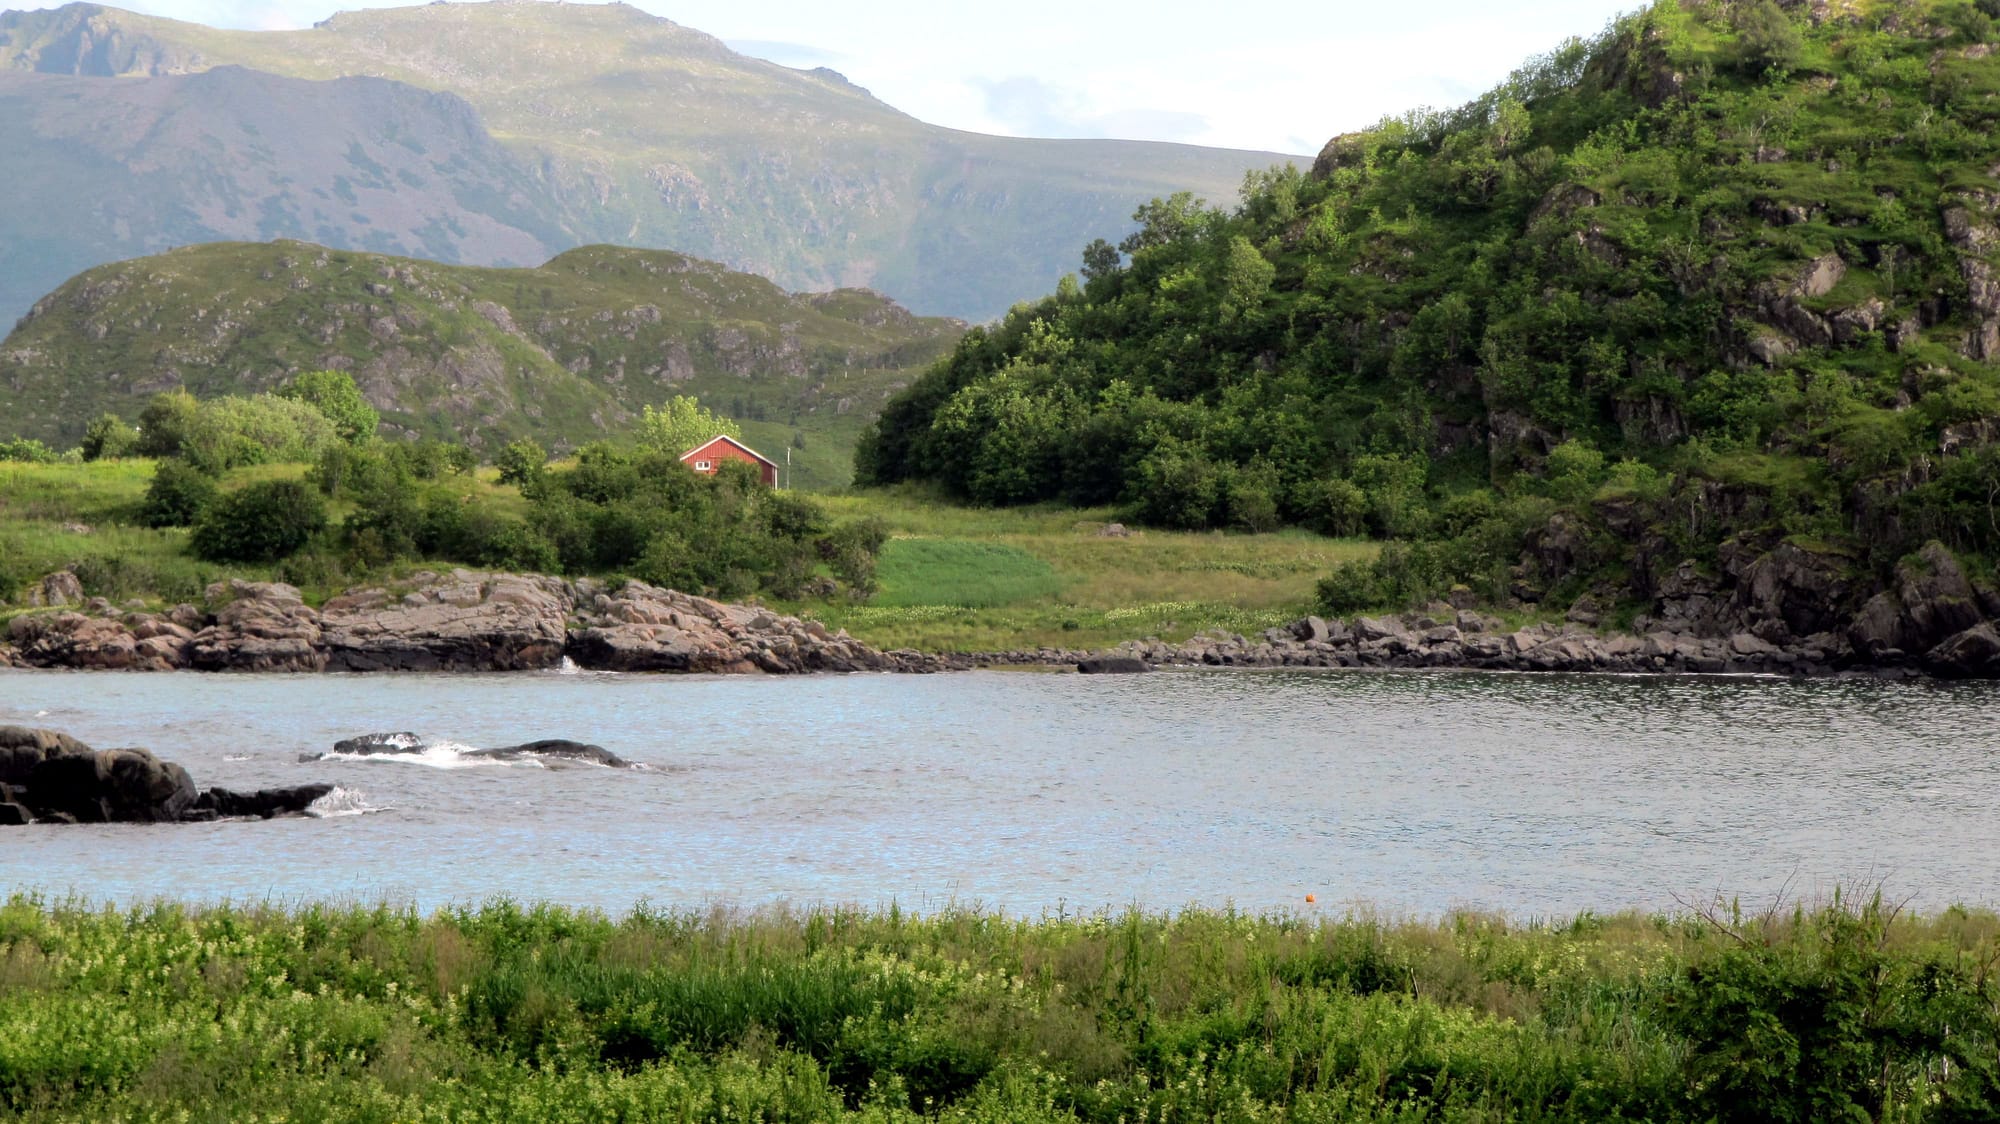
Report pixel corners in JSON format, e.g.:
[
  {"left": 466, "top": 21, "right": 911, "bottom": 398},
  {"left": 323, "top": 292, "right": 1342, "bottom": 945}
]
[{"left": 0, "top": 1, "right": 1293, "bottom": 323}]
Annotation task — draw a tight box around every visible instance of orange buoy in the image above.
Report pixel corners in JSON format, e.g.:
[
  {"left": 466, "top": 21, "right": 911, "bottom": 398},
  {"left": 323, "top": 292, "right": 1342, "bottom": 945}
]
[{"left": 1305, "top": 894, "right": 1317, "bottom": 903}]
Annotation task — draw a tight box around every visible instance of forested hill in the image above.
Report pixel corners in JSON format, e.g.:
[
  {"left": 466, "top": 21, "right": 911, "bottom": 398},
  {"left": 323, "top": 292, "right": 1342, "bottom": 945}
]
[
  {"left": 0, "top": 242, "right": 964, "bottom": 488},
  {"left": 859, "top": 0, "right": 2000, "bottom": 642}
]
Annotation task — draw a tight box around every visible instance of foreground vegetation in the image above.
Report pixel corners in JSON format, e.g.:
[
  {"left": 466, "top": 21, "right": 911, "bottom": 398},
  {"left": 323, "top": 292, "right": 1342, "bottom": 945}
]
[{"left": 2, "top": 894, "right": 1996, "bottom": 1121}]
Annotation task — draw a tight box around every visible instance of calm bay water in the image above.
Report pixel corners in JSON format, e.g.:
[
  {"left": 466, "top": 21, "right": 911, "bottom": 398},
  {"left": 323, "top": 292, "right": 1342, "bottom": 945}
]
[{"left": 2, "top": 667, "right": 1996, "bottom": 917}]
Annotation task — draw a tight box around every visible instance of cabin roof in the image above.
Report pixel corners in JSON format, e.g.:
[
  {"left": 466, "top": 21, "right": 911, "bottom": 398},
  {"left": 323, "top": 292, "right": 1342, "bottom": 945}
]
[{"left": 679, "top": 433, "right": 778, "bottom": 469}]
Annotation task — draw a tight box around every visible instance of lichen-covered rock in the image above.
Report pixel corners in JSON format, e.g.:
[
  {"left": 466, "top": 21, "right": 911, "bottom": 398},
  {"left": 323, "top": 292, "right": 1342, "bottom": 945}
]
[{"left": 321, "top": 570, "right": 571, "bottom": 671}]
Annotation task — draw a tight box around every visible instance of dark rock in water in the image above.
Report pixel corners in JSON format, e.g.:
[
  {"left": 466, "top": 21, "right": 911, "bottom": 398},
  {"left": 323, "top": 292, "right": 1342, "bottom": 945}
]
[
  {"left": 328, "top": 732, "right": 425, "bottom": 757},
  {"left": 0, "top": 726, "right": 331, "bottom": 825},
  {"left": 193, "top": 783, "right": 336, "bottom": 819},
  {"left": 24, "top": 746, "right": 197, "bottom": 823},
  {"left": 1077, "top": 656, "right": 1152, "bottom": 674},
  {"left": 317, "top": 732, "right": 632, "bottom": 767},
  {"left": 472, "top": 739, "right": 630, "bottom": 767}
]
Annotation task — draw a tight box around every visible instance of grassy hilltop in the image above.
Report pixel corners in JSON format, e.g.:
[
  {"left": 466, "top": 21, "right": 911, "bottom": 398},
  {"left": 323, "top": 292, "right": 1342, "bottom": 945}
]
[
  {"left": 0, "top": 242, "right": 964, "bottom": 488},
  {"left": 0, "top": 1, "right": 1291, "bottom": 325},
  {"left": 858, "top": 0, "right": 2000, "bottom": 632}
]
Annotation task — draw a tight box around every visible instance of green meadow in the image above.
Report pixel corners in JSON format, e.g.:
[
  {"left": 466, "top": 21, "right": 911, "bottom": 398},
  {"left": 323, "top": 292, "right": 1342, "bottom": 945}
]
[
  {"left": 785, "top": 490, "right": 1376, "bottom": 653},
  {"left": 1, "top": 894, "right": 1995, "bottom": 1121}
]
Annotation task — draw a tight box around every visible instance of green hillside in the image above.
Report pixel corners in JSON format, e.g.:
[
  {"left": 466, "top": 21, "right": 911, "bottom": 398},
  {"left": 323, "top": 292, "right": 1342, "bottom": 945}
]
[
  {"left": 0, "top": 1, "right": 1291, "bottom": 324},
  {"left": 0, "top": 241, "right": 963, "bottom": 488},
  {"left": 859, "top": 0, "right": 2000, "bottom": 638}
]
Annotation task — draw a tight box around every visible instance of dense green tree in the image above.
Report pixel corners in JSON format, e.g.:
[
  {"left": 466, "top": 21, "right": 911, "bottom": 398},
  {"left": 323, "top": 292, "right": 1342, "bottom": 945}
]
[
  {"left": 635, "top": 395, "right": 741, "bottom": 458},
  {"left": 189, "top": 479, "right": 327, "bottom": 563},
  {"left": 79, "top": 414, "right": 139, "bottom": 461},
  {"left": 279, "top": 370, "right": 379, "bottom": 443}
]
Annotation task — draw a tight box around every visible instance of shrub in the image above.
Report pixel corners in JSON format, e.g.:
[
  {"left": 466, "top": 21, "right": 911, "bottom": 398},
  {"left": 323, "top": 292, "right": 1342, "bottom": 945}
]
[
  {"left": 135, "top": 390, "right": 202, "bottom": 457},
  {"left": 1127, "top": 442, "right": 1224, "bottom": 529},
  {"left": 180, "top": 394, "right": 340, "bottom": 472},
  {"left": 79, "top": 414, "right": 139, "bottom": 461},
  {"left": 139, "top": 459, "right": 220, "bottom": 527},
  {"left": 0, "top": 438, "right": 58, "bottom": 464},
  {"left": 495, "top": 438, "right": 548, "bottom": 488},
  {"left": 189, "top": 479, "right": 327, "bottom": 563},
  {"left": 279, "top": 369, "right": 379, "bottom": 443},
  {"left": 1298, "top": 477, "right": 1370, "bottom": 537}
]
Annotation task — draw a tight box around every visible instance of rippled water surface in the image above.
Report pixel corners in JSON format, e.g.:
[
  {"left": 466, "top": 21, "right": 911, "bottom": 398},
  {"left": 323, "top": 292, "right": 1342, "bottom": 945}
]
[{"left": 3, "top": 668, "right": 1997, "bottom": 916}]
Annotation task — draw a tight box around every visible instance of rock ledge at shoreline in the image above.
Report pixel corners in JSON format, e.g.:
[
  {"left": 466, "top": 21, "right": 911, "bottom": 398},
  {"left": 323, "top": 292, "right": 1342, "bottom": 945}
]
[{"left": 4, "top": 549, "right": 1998, "bottom": 679}]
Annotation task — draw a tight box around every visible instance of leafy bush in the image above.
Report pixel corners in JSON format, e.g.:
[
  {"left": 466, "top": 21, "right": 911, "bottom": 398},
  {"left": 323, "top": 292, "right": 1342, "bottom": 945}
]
[
  {"left": 139, "top": 458, "right": 220, "bottom": 528},
  {"left": 189, "top": 479, "right": 327, "bottom": 563},
  {"left": 0, "top": 438, "right": 59, "bottom": 463},
  {"left": 79, "top": 414, "right": 139, "bottom": 461},
  {"left": 134, "top": 390, "right": 202, "bottom": 458},
  {"left": 278, "top": 369, "right": 379, "bottom": 443},
  {"left": 495, "top": 438, "right": 548, "bottom": 488}
]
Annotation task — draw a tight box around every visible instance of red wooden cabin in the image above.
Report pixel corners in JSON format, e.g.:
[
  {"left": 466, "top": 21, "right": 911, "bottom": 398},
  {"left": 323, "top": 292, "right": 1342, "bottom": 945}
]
[{"left": 680, "top": 434, "right": 779, "bottom": 486}]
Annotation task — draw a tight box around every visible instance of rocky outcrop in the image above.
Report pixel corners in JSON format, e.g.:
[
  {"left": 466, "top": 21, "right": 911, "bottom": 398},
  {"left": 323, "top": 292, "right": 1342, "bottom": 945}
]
[
  {"left": 320, "top": 571, "right": 570, "bottom": 671},
  {"left": 189, "top": 581, "right": 326, "bottom": 672},
  {"left": 4, "top": 569, "right": 955, "bottom": 676},
  {"left": 564, "top": 579, "right": 921, "bottom": 674},
  {"left": 0, "top": 725, "right": 326, "bottom": 825}
]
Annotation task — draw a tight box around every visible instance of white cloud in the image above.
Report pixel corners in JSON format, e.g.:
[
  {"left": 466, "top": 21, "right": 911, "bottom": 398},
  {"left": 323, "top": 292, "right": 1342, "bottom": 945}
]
[{"left": 24, "top": 0, "right": 1641, "bottom": 153}]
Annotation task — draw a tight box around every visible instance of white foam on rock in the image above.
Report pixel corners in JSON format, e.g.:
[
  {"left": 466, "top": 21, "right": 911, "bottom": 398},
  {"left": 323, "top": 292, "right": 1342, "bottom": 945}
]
[{"left": 305, "top": 785, "right": 381, "bottom": 817}]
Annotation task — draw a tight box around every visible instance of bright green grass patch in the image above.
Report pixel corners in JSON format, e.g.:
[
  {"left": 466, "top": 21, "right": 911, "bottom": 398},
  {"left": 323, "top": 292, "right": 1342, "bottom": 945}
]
[
  {"left": 779, "top": 486, "right": 1378, "bottom": 651},
  {"left": 872, "top": 538, "right": 1061, "bottom": 608}
]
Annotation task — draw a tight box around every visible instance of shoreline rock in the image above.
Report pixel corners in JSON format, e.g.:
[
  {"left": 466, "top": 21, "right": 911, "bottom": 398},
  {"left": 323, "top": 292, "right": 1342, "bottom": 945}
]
[
  {"left": 1, "top": 725, "right": 332, "bottom": 825},
  {"left": 6, "top": 542, "right": 2000, "bottom": 681}
]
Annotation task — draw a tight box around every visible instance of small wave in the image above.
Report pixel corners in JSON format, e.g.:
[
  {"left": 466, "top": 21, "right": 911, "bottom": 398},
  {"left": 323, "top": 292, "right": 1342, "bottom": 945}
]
[
  {"left": 318, "top": 740, "right": 518, "bottom": 770},
  {"left": 223, "top": 754, "right": 251, "bottom": 762},
  {"left": 306, "top": 785, "right": 382, "bottom": 818},
  {"left": 556, "top": 656, "right": 582, "bottom": 675}
]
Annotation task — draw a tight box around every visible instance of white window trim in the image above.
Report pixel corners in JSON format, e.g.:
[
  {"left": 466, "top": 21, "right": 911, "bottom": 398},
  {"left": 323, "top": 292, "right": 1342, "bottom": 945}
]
[{"left": 693, "top": 459, "right": 711, "bottom": 471}]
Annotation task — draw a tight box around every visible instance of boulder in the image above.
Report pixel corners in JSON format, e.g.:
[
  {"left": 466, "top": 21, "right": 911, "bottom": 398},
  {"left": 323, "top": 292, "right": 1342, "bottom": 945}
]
[
  {"left": 0, "top": 725, "right": 95, "bottom": 784},
  {"left": 1732, "top": 543, "right": 1853, "bottom": 639},
  {"left": 1848, "top": 542, "right": 1987, "bottom": 660},
  {"left": 1289, "top": 616, "right": 1332, "bottom": 644},
  {"left": 320, "top": 570, "right": 572, "bottom": 672},
  {"left": 24, "top": 571, "right": 83, "bottom": 608},
  {"left": 189, "top": 581, "right": 325, "bottom": 672},
  {"left": 1077, "top": 656, "right": 1152, "bottom": 674},
  {"left": 21, "top": 745, "right": 196, "bottom": 823}
]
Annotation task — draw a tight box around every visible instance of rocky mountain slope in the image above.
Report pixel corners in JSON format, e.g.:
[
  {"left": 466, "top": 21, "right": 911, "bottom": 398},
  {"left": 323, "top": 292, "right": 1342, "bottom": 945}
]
[
  {"left": 0, "top": 241, "right": 963, "bottom": 484},
  {"left": 0, "top": 65, "right": 566, "bottom": 333},
  {"left": 857, "top": 0, "right": 2000, "bottom": 666},
  {"left": 0, "top": 1, "right": 1290, "bottom": 325}
]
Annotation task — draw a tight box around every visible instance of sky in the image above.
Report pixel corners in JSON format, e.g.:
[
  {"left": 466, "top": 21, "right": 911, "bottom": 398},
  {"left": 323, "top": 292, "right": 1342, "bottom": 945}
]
[{"left": 34, "top": 0, "right": 1641, "bottom": 154}]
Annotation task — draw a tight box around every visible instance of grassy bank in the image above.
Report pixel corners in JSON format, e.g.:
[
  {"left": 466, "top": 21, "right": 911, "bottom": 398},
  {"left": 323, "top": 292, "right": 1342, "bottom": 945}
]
[
  {"left": 784, "top": 490, "right": 1375, "bottom": 652},
  {"left": 1, "top": 894, "right": 1996, "bottom": 1121},
  {"left": 1, "top": 462, "right": 1374, "bottom": 652}
]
